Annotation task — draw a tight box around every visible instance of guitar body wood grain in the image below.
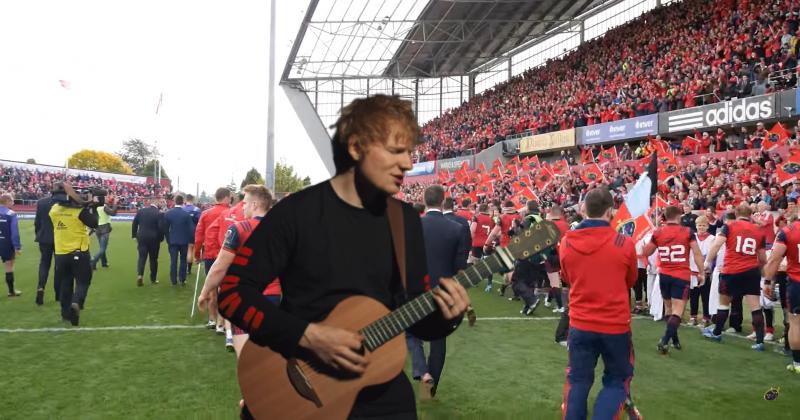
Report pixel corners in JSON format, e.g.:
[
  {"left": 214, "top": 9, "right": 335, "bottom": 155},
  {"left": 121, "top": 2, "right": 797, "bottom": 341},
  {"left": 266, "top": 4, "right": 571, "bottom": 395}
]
[{"left": 238, "top": 295, "right": 407, "bottom": 420}]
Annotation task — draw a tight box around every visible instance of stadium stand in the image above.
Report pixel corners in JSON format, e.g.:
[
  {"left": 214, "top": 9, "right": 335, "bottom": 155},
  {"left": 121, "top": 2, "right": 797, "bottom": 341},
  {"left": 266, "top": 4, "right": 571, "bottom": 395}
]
[
  {"left": 0, "top": 160, "right": 170, "bottom": 210},
  {"left": 416, "top": 0, "right": 800, "bottom": 161}
]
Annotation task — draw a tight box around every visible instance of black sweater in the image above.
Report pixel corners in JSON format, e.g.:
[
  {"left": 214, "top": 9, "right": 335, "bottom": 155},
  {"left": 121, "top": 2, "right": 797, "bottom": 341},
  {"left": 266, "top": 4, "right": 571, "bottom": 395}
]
[{"left": 220, "top": 181, "right": 460, "bottom": 416}]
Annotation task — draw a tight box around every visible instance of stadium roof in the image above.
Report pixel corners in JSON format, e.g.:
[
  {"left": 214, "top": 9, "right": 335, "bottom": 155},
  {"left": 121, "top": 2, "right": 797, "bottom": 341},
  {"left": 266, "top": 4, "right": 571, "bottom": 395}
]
[{"left": 282, "top": 0, "right": 610, "bottom": 82}]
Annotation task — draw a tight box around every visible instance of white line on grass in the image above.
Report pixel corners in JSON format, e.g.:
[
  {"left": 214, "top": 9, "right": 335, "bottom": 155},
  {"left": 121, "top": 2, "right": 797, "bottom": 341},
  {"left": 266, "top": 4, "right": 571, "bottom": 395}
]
[
  {"left": 0, "top": 325, "right": 205, "bottom": 333},
  {"left": 1, "top": 317, "right": 564, "bottom": 333}
]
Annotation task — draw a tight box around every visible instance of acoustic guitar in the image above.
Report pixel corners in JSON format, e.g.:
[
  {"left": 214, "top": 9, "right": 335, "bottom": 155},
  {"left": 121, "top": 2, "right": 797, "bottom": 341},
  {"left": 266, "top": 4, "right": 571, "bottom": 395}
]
[{"left": 238, "top": 220, "right": 561, "bottom": 419}]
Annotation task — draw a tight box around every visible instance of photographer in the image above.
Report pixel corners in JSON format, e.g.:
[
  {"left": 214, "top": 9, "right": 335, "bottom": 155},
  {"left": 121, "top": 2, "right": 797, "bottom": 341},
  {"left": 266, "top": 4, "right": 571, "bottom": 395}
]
[
  {"left": 90, "top": 194, "right": 118, "bottom": 270},
  {"left": 48, "top": 182, "right": 99, "bottom": 326}
]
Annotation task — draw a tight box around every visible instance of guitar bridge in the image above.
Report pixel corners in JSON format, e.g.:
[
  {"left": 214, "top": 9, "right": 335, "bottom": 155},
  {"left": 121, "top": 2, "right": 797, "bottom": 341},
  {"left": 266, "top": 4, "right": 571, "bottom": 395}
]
[{"left": 287, "top": 358, "right": 323, "bottom": 408}]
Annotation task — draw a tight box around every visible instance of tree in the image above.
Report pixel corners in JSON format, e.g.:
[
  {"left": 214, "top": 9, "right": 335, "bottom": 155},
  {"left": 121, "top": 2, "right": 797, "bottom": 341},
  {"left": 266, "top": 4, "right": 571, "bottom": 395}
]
[
  {"left": 26, "top": 158, "right": 36, "bottom": 164},
  {"left": 141, "top": 160, "right": 170, "bottom": 180},
  {"left": 68, "top": 150, "right": 134, "bottom": 174},
  {"left": 118, "top": 138, "right": 155, "bottom": 174},
  {"left": 226, "top": 178, "right": 238, "bottom": 194},
  {"left": 274, "top": 162, "right": 309, "bottom": 193},
  {"left": 240, "top": 168, "right": 265, "bottom": 189},
  {"left": 198, "top": 191, "right": 212, "bottom": 205}
]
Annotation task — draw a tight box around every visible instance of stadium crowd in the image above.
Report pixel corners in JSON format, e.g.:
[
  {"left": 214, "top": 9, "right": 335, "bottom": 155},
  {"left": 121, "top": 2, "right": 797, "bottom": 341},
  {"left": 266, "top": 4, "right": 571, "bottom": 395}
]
[
  {"left": 0, "top": 162, "right": 169, "bottom": 209},
  {"left": 416, "top": 0, "right": 800, "bottom": 161}
]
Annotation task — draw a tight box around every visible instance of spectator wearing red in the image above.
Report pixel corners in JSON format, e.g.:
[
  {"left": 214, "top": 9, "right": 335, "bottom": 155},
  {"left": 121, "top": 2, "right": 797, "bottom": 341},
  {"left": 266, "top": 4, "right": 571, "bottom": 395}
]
[{"left": 559, "top": 187, "right": 637, "bottom": 420}]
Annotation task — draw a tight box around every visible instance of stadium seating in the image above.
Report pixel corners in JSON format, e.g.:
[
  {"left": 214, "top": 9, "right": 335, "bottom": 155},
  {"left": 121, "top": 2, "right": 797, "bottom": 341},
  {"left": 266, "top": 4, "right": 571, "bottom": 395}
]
[
  {"left": 0, "top": 162, "right": 167, "bottom": 210},
  {"left": 416, "top": 0, "right": 800, "bottom": 161}
]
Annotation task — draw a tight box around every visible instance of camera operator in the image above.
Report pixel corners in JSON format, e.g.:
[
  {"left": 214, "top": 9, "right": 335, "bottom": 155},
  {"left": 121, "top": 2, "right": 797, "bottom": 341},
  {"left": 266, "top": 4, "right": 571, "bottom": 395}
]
[{"left": 48, "top": 182, "right": 99, "bottom": 326}]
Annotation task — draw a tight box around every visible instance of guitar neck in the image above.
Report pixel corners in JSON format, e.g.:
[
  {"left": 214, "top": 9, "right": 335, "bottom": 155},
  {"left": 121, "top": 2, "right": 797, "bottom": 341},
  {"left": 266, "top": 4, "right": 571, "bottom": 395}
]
[{"left": 360, "top": 249, "right": 513, "bottom": 351}]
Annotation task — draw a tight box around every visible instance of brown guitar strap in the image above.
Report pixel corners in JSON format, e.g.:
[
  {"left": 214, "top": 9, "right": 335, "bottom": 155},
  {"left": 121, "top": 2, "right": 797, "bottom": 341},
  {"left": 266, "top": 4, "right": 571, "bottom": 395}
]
[{"left": 386, "top": 198, "right": 407, "bottom": 292}]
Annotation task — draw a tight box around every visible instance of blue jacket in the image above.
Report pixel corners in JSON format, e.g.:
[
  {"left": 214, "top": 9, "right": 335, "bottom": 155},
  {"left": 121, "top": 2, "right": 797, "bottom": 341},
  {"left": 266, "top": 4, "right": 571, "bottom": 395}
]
[
  {"left": 421, "top": 210, "right": 468, "bottom": 287},
  {"left": 0, "top": 205, "right": 21, "bottom": 251},
  {"left": 164, "top": 206, "right": 195, "bottom": 246},
  {"left": 444, "top": 211, "right": 472, "bottom": 261},
  {"left": 182, "top": 204, "right": 201, "bottom": 225}
]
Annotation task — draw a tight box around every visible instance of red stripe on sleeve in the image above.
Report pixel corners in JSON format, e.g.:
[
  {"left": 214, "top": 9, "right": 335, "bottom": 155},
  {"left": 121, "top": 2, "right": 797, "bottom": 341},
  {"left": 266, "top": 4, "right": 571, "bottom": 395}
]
[
  {"left": 219, "top": 293, "right": 239, "bottom": 311},
  {"left": 222, "top": 275, "right": 240, "bottom": 285},
  {"left": 239, "top": 246, "right": 253, "bottom": 257},
  {"left": 243, "top": 307, "right": 256, "bottom": 327},
  {"left": 219, "top": 283, "right": 238, "bottom": 293},
  {"left": 252, "top": 312, "right": 264, "bottom": 330},
  {"left": 223, "top": 296, "right": 242, "bottom": 319},
  {"left": 232, "top": 256, "right": 249, "bottom": 266}
]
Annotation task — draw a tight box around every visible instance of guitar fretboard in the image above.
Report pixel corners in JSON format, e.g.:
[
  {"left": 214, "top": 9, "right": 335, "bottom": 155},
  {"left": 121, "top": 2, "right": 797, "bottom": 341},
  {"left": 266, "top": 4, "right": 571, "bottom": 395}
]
[{"left": 359, "top": 252, "right": 507, "bottom": 351}]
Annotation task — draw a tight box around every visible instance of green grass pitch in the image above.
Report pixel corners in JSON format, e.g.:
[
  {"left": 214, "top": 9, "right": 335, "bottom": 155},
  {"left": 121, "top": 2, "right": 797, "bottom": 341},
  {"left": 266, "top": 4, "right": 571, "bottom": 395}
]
[{"left": 1, "top": 221, "right": 798, "bottom": 419}]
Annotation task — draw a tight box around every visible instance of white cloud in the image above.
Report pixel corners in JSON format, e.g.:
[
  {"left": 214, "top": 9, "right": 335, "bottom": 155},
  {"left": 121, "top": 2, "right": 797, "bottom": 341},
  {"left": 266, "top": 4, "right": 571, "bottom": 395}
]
[{"left": 0, "top": 0, "right": 331, "bottom": 195}]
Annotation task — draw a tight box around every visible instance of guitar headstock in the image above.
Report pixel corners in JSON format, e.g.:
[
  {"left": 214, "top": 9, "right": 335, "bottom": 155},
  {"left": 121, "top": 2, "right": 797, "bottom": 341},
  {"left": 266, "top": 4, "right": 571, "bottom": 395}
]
[{"left": 504, "top": 220, "right": 561, "bottom": 261}]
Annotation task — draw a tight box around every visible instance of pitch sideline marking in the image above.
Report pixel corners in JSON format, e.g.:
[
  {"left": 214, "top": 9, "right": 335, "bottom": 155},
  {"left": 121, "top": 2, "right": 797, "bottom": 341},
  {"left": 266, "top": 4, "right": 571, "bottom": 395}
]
[
  {"left": 0, "top": 316, "right": 788, "bottom": 348},
  {"left": 0, "top": 325, "right": 205, "bottom": 333}
]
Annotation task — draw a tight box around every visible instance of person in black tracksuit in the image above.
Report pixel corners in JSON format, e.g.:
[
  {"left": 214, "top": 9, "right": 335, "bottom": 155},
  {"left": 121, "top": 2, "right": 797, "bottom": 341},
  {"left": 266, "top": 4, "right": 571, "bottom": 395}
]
[
  {"left": 34, "top": 194, "right": 56, "bottom": 304},
  {"left": 132, "top": 201, "right": 165, "bottom": 286}
]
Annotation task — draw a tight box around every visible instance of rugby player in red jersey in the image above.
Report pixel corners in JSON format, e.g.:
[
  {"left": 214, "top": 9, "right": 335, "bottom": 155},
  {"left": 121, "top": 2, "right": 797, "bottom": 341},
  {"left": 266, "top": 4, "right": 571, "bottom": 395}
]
[
  {"left": 487, "top": 201, "right": 521, "bottom": 295},
  {"left": 703, "top": 205, "right": 768, "bottom": 351},
  {"left": 471, "top": 203, "right": 496, "bottom": 292},
  {"left": 545, "top": 205, "right": 570, "bottom": 313},
  {"left": 643, "top": 206, "right": 704, "bottom": 354},
  {"left": 455, "top": 198, "right": 474, "bottom": 226},
  {"left": 763, "top": 220, "right": 800, "bottom": 374},
  {"left": 198, "top": 185, "right": 276, "bottom": 354}
]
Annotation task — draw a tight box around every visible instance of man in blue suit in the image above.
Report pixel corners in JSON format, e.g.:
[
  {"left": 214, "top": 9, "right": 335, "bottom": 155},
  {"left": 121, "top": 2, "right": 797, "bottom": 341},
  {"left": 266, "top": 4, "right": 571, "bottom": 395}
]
[
  {"left": 164, "top": 195, "right": 195, "bottom": 286},
  {"left": 408, "top": 185, "right": 469, "bottom": 399}
]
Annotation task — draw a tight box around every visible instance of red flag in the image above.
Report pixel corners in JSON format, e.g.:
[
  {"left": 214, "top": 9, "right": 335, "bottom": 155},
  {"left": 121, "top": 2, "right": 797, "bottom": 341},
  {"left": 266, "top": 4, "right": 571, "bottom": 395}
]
[
  {"left": 551, "top": 159, "right": 570, "bottom": 177},
  {"left": 681, "top": 136, "right": 700, "bottom": 154},
  {"left": 764, "top": 123, "right": 790, "bottom": 151},
  {"left": 533, "top": 170, "right": 553, "bottom": 191},
  {"left": 581, "top": 164, "right": 605, "bottom": 184},
  {"left": 504, "top": 162, "right": 519, "bottom": 178},
  {"left": 510, "top": 188, "right": 538, "bottom": 210},
  {"left": 454, "top": 162, "right": 469, "bottom": 182},
  {"left": 477, "top": 163, "right": 487, "bottom": 174},
  {"left": 777, "top": 148, "right": 800, "bottom": 185},
  {"left": 611, "top": 202, "right": 654, "bottom": 244},
  {"left": 650, "top": 138, "right": 671, "bottom": 155},
  {"left": 581, "top": 148, "right": 594, "bottom": 164},
  {"left": 438, "top": 170, "right": 450, "bottom": 184},
  {"left": 597, "top": 146, "right": 618, "bottom": 166},
  {"left": 657, "top": 153, "right": 679, "bottom": 183},
  {"left": 476, "top": 180, "right": 495, "bottom": 196},
  {"left": 466, "top": 171, "right": 481, "bottom": 186},
  {"left": 462, "top": 190, "right": 478, "bottom": 205},
  {"left": 523, "top": 155, "right": 540, "bottom": 174},
  {"left": 492, "top": 158, "right": 503, "bottom": 169},
  {"left": 489, "top": 165, "right": 503, "bottom": 181},
  {"left": 512, "top": 177, "right": 533, "bottom": 193}
]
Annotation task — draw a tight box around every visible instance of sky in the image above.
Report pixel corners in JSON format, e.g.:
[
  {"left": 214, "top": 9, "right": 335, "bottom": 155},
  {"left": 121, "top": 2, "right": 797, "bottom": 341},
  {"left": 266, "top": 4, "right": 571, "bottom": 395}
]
[{"left": 0, "top": 0, "right": 331, "bottom": 195}]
